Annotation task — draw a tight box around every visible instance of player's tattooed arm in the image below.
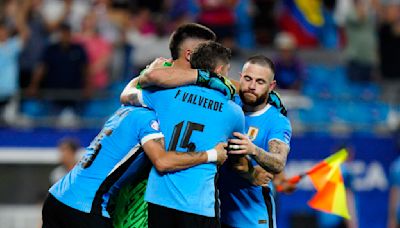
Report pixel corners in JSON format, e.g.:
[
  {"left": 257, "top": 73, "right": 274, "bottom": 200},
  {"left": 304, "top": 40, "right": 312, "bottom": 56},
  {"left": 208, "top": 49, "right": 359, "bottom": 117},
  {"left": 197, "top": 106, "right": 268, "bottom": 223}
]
[
  {"left": 228, "top": 132, "right": 289, "bottom": 174},
  {"left": 252, "top": 140, "right": 289, "bottom": 174},
  {"left": 120, "top": 78, "right": 140, "bottom": 105},
  {"left": 142, "top": 138, "right": 227, "bottom": 172}
]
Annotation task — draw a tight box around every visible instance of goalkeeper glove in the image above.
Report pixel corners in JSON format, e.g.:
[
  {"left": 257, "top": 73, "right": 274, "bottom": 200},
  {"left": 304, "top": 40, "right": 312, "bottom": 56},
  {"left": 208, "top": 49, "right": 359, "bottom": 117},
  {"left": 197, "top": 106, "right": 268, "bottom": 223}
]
[
  {"left": 267, "top": 90, "right": 288, "bottom": 117},
  {"left": 196, "top": 69, "right": 236, "bottom": 99}
]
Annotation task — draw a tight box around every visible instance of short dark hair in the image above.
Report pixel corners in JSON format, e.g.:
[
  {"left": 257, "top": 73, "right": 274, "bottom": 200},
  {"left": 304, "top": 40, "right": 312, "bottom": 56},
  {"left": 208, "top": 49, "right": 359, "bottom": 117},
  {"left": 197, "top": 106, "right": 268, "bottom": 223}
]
[
  {"left": 58, "top": 138, "right": 80, "bottom": 153},
  {"left": 190, "top": 41, "right": 231, "bottom": 72},
  {"left": 245, "top": 55, "right": 276, "bottom": 76},
  {"left": 169, "top": 23, "right": 216, "bottom": 60}
]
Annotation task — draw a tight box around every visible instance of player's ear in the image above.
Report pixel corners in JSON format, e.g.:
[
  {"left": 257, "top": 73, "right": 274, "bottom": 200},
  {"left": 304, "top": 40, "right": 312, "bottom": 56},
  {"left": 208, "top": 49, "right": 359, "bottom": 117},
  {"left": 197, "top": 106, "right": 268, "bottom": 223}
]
[
  {"left": 214, "top": 65, "right": 223, "bottom": 74},
  {"left": 184, "top": 49, "right": 192, "bottom": 62},
  {"left": 270, "top": 80, "right": 277, "bottom": 91}
]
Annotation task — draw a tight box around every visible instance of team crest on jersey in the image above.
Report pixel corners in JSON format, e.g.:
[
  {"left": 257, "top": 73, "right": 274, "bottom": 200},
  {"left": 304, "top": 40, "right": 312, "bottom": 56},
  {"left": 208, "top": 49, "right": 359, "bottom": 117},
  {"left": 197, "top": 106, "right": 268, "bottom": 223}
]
[
  {"left": 150, "top": 120, "right": 160, "bottom": 131},
  {"left": 247, "top": 127, "right": 259, "bottom": 141}
]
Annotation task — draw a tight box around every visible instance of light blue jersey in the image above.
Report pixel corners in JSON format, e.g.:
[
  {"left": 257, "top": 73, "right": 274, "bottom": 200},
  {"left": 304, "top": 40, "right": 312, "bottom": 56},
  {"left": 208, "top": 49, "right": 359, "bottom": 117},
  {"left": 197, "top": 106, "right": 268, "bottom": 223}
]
[
  {"left": 49, "top": 106, "right": 163, "bottom": 217},
  {"left": 137, "top": 85, "right": 245, "bottom": 217},
  {"left": 219, "top": 95, "right": 292, "bottom": 227}
]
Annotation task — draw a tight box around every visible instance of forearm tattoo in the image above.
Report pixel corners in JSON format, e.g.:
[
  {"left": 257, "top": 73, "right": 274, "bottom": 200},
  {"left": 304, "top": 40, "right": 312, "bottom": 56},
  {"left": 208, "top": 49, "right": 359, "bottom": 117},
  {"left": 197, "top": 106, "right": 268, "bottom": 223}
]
[{"left": 252, "top": 140, "right": 289, "bottom": 174}]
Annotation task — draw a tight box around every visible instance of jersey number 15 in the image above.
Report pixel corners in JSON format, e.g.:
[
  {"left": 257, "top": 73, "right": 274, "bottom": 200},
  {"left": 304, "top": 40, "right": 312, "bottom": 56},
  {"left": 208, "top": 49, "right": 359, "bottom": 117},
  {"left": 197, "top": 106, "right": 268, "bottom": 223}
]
[{"left": 168, "top": 121, "right": 204, "bottom": 151}]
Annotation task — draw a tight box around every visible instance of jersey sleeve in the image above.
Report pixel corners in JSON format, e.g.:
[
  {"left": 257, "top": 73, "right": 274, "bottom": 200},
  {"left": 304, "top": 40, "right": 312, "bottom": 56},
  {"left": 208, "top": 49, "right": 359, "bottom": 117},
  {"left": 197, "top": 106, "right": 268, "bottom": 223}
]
[
  {"left": 268, "top": 115, "right": 292, "bottom": 146},
  {"left": 138, "top": 111, "right": 164, "bottom": 145}
]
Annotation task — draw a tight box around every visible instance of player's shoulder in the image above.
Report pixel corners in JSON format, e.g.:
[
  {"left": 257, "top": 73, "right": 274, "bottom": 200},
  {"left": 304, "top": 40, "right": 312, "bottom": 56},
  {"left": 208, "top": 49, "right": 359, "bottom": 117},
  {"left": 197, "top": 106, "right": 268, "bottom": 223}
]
[
  {"left": 233, "top": 94, "right": 242, "bottom": 106},
  {"left": 118, "top": 105, "right": 156, "bottom": 121},
  {"left": 268, "top": 105, "right": 291, "bottom": 125},
  {"left": 226, "top": 99, "right": 244, "bottom": 115}
]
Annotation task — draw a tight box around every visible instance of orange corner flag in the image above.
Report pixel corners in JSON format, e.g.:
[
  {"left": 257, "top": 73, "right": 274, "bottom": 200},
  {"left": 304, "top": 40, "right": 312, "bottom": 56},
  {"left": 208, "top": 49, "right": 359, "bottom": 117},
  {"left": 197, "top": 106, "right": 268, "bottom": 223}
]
[{"left": 307, "top": 149, "right": 351, "bottom": 219}]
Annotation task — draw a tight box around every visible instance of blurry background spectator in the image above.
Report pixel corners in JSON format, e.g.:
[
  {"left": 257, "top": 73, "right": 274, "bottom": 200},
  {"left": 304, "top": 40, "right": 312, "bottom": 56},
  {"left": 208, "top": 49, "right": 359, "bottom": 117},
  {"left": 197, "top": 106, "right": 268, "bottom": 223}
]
[
  {"left": 41, "top": 0, "right": 90, "bottom": 33},
  {"left": 27, "top": 23, "right": 88, "bottom": 116},
  {"left": 378, "top": 0, "right": 400, "bottom": 80},
  {"left": 378, "top": 0, "right": 400, "bottom": 104},
  {"left": 74, "top": 12, "right": 112, "bottom": 94},
  {"left": 343, "top": 0, "right": 378, "bottom": 82},
  {"left": 49, "top": 138, "right": 80, "bottom": 184},
  {"left": 196, "top": 0, "right": 238, "bottom": 52},
  {"left": 252, "top": 0, "right": 277, "bottom": 46},
  {"left": 234, "top": 0, "right": 255, "bottom": 49},
  {"left": 0, "top": 0, "right": 29, "bottom": 125},
  {"left": 19, "top": 0, "right": 49, "bottom": 90},
  {"left": 125, "top": 5, "right": 170, "bottom": 70},
  {"left": 273, "top": 32, "right": 304, "bottom": 91}
]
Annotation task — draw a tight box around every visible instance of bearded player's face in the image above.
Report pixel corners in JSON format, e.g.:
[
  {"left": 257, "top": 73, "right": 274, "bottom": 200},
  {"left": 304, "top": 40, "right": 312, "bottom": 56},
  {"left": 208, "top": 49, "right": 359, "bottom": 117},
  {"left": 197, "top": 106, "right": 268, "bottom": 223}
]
[{"left": 239, "top": 63, "right": 275, "bottom": 106}]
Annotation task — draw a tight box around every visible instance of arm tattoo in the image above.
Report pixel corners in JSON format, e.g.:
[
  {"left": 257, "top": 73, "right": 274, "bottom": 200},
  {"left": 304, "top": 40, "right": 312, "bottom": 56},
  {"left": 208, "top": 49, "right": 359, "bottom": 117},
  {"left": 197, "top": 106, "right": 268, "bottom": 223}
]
[
  {"left": 252, "top": 140, "right": 289, "bottom": 174},
  {"left": 269, "top": 140, "right": 281, "bottom": 154},
  {"left": 152, "top": 138, "right": 165, "bottom": 148},
  {"left": 128, "top": 92, "right": 140, "bottom": 106}
]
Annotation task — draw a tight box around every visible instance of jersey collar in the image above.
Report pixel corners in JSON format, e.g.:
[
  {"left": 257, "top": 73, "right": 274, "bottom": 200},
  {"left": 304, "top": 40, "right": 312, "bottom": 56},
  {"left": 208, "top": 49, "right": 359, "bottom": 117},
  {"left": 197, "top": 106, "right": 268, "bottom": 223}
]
[{"left": 245, "top": 104, "right": 271, "bottom": 117}]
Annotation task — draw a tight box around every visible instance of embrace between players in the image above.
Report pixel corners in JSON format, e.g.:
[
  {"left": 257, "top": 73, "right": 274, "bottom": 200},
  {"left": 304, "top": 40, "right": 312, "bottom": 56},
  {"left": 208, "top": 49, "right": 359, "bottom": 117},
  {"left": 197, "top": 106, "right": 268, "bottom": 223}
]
[{"left": 42, "top": 23, "right": 292, "bottom": 228}]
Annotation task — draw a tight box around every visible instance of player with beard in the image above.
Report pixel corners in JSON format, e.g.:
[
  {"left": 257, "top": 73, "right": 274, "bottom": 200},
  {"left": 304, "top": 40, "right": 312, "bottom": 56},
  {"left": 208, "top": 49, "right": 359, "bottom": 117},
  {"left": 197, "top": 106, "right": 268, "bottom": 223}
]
[
  {"left": 136, "top": 55, "right": 292, "bottom": 227},
  {"left": 218, "top": 55, "right": 292, "bottom": 228}
]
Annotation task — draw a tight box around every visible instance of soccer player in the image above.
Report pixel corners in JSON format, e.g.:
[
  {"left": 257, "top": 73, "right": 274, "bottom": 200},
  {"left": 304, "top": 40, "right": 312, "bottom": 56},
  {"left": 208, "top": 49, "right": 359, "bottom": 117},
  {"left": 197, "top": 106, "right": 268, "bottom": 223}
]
[
  {"left": 137, "top": 55, "right": 292, "bottom": 227},
  {"left": 218, "top": 55, "right": 291, "bottom": 228},
  {"left": 122, "top": 41, "right": 245, "bottom": 227},
  {"left": 115, "top": 23, "right": 233, "bottom": 227},
  {"left": 42, "top": 105, "right": 228, "bottom": 228}
]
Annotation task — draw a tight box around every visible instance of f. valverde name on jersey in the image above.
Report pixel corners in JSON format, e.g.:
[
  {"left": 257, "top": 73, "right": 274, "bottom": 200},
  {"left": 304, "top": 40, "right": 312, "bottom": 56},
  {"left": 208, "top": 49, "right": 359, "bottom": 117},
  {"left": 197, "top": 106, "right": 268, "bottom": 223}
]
[
  {"left": 138, "top": 85, "right": 245, "bottom": 218},
  {"left": 174, "top": 89, "right": 224, "bottom": 112}
]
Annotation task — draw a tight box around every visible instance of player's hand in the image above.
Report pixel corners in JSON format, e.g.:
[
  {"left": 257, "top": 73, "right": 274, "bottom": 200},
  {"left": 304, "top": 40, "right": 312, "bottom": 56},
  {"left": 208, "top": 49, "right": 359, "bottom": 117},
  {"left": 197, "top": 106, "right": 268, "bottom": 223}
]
[
  {"left": 147, "top": 57, "right": 172, "bottom": 70},
  {"left": 228, "top": 132, "right": 256, "bottom": 155},
  {"left": 214, "top": 142, "right": 228, "bottom": 165},
  {"left": 267, "top": 90, "right": 287, "bottom": 116},
  {"left": 251, "top": 167, "right": 274, "bottom": 186},
  {"left": 196, "top": 70, "right": 236, "bottom": 99}
]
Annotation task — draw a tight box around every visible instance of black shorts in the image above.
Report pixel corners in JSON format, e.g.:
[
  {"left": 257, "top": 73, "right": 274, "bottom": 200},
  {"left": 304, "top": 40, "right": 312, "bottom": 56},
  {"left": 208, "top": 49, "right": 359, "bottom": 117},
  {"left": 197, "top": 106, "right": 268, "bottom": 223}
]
[
  {"left": 42, "top": 193, "right": 112, "bottom": 228},
  {"left": 148, "top": 203, "right": 219, "bottom": 228}
]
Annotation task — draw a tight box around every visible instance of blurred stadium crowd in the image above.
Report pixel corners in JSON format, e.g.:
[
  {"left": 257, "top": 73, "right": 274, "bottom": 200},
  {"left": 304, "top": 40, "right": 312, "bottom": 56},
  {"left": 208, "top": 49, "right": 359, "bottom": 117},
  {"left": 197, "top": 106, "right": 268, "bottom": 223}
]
[{"left": 0, "top": 0, "right": 399, "bottom": 133}]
